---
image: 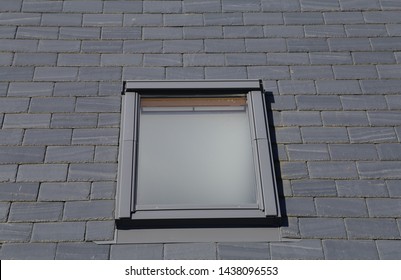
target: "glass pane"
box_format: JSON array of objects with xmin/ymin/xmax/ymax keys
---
[{"xmin": 136, "ymin": 103, "xmax": 257, "ymax": 209}]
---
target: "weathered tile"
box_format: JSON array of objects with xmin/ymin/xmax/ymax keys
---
[
  {"xmin": 39, "ymin": 182, "xmax": 91, "ymax": 201},
  {"xmin": 300, "ymin": 218, "xmax": 346, "ymax": 238},
  {"xmin": 287, "ymin": 144, "xmax": 330, "ymax": 160},
  {"xmin": 63, "ymin": 200, "xmax": 114, "ymax": 221},
  {"xmin": 337, "ymin": 180, "xmax": 389, "ymax": 197},
  {"xmin": 68, "ymin": 163, "xmax": 117, "ymax": 181},
  {"xmin": 17, "ymin": 164, "xmax": 68, "ymax": 182},
  {"xmin": 345, "ymin": 218, "xmax": 400, "ymax": 239},
  {"xmin": 348, "ymin": 127, "xmax": 397, "ymax": 143},
  {"xmin": 0, "ymin": 243, "xmax": 56, "ymax": 260},
  {"xmin": 86, "ymin": 221, "xmax": 115, "ymax": 241},
  {"xmin": 271, "ymin": 240, "xmax": 323, "ymax": 260},
  {"xmin": 323, "ymin": 240, "xmax": 378, "ymax": 259},
  {"xmin": 376, "ymin": 240, "xmax": 401, "ymax": 259},
  {"xmin": 285, "ymin": 197, "xmax": 316, "ymax": 216},
  {"xmin": 9, "ymin": 202, "xmax": 63, "ymax": 222},
  {"xmin": 110, "ymin": 244, "xmax": 163, "ymax": 260},
  {"xmin": 0, "ymin": 223, "xmax": 32, "ymax": 242},
  {"xmin": 0, "ymin": 147, "xmax": 45, "ymax": 164},
  {"xmin": 292, "ymin": 180, "xmax": 337, "ymax": 197},
  {"xmin": 56, "ymin": 243, "xmax": 110, "ymax": 260},
  {"xmin": 91, "ymin": 182, "xmax": 116, "ymax": 200},
  {"xmin": 367, "ymin": 198, "xmax": 401, "ymax": 217},
  {"xmin": 3, "ymin": 114, "xmax": 51, "ymax": 129},
  {"xmin": 72, "ymin": 128, "xmax": 119, "ymax": 145},
  {"xmin": 315, "ymin": 198, "xmax": 368, "ymax": 217},
  {"xmin": 358, "ymin": 162, "xmax": 401, "ymax": 179},
  {"xmin": 23, "ymin": 129, "xmax": 72, "ymax": 145},
  {"xmin": 32, "ymin": 222, "xmax": 85, "ymax": 242},
  {"xmin": 329, "ymin": 144, "xmax": 378, "ymax": 160}
]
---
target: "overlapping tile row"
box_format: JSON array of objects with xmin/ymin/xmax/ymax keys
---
[{"xmin": 0, "ymin": 0, "xmax": 400, "ymax": 259}]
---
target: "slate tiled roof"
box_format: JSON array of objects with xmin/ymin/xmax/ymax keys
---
[{"xmin": 0, "ymin": 0, "xmax": 400, "ymax": 260}]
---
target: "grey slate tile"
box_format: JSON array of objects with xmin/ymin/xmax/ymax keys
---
[
  {"xmin": 168, "ymin": 67, "xmax": 205, "ymax": 79},
  {"xmin": 59, "ymin": 27, "xmax": 101, "ymax": 39},
  {"xmin": 0, "ymin": 82, "xmax": 8, "ymax": 96},
  {"xmin": 281, "ymin": 217, "xmax": 301, "ymax": 239},
  {"xmin": 78, "ymin": 67, "xmax": 122, "ymax": 82},
  {"xmin": 184, "ymin": 54, "xmax": 225, "ymax": 66},
  {"xmin": 51, "ymin": 114, "xmax": 98, "ymax": 128},
  {"xmin": 101, "ymin": 54, "xmax": 142, "ymax": 66},
  {"xmin": 0, "ymin": 202, "xmax": 10, "ymax": 222},
  {"xmin": 377, "ymin": 65, "xmax": 401, "ymax": 79},
  {"xmin": 98, "ymin": 113, "xmax": 121, "ymax": 127},
  {"xmin": 68, "ymin": 163, "xmax": 117, "ymax": 181},
  {"xmin": 345, "ymin": 24, "xmax": 387, "ymax": 37},
  {"xmin": 23, "ymin": 129, "xmax": 72, "ymax": 145},
  {"xmin": 32, "ymin": 222, "xmax": 85, "ymax": 242},
  {"xmin": 41, "ymin": 13, "xmax": 82, "ymax": 26},
  {"xmin": 328, "ymin": 38, "xmax": 372, "ymax": 51},
  {"xmin": 0, "ymin": 13, "xmax": 41, "ymax": 26},
  {"xmin": 124, "ymin": 40, "xmax": 163, "ymax": 53},
  {"xmin": 268, "ymin": 53, "xmax": 310, "ymax": 65},
  {"xmin": 367, "ymin": 198, "xmax": 401, "ymax": 217},
  {"xmin": 280, "ymin": 162, "xmax": 308, "ymax": 179},
  {"xmin": 102, "ymin": 27, "xmax": 141, "ymax": 40},
  {"xmin": 123, "ymin": 67, "xmax": 165, "ymax": 80},
  {"xmin": 72, "ymin": 128, "xmax": 119, "ymax": 145},
  {"xmin": 297, "ymin": 96, "xmax": 341, "ymax": 110},
  {"xmin": 341, "ymin": 95, "xmax": 387, "ymax": 110},
  {"xmin": 0, "ymin": 147, "xmax": 45, "ymax": 164},
  {"xmin": 300, "ymin": 0, "xmax": 340, "ymax": 11},
  {"xmin": 264, "ymin": 26, "xmax": 304, "ymax": 38},
  {"xmin": 305, "ymin": 25, "xmax": 345, "ymax": 37},
  {"xmin": 278, "ymin": 80, "xmax": 315, "ymax": 95},
  {"xmin": 86, "ymin": 221, "xmax": 115, "ymax": 241},
  {"xmin": 268, "ymin": 95, "xmax": 296, "ymax": 110},
  {"xmin": 184, "ymin": 26, "xmax": 223, "ymax": 39},
  {"xmin": 0, "ymin": 165, "xmax": 17, "ymax": 182},
  {"xmin": 0, "ymin": 97, "xmax": 29, "ymax": 113},
  {"xmin": 287, "ymin": 38, "xmax": 329, "ymax": 52},
  {"xmin": 322, "ymin": 111, "xmax": 369, "ymax": 126},
  {"xmin": 143, "ymin": 1, "xmax": 181, "ymax": 13},
  {"xmin": 284, "ymin": 12, "xmax": 324, "ymax": 24},
  {"xmin": 360, "ymin": 80, "xmax": 401, "ymax": 94},
  {"xmin": 248, "ymin": 66, "xmax": 290, "ymax": 79},
  {"xmin": 352, "ymin": 51, "xmax": 395, "ymax": 64},
  {"xmin": 99, "ymin": 82, "xmax": 122, "ymax": 96},
  {"xmin": 226, "ymin": 53, "xmax": 267, "ymax": 66},
  {"xmin": 309, "ymin": 162, "xmax": 358, "ymax": 179},
  {"xmin": 358, "ymin": 161, "xmax": 401, "ymax": 179},
  {"xmin": 290, "ymin": 66, "xmax": 334, "ymax": 80},
  {"xmin": 333, "ymin": 65, "xmax": 378, "ymax": 79},
  {"xmin": 376, "ymin": 240, "xmax": 401, "ymax": 259},
  {"xmin": 30, "ymin": 97, "xmax": 75, "ymax": 113},
  {"xmin": 53, "ymin": 82, "xmax": 98, "ymax": 97},
  {"xmin": 94, "ymin": 146, "xmax": 118, "ymax": 162},
  {"xmin": 0, "ymin": 0, "xmax": 22, "ymax": 12},
  {"xmin": 270, "ymin": 240, "xmax": 324, "ymax": 260},
  {"xmin": 285, "ymin": 197, "xmax": 316, "ymax": 216},
  {"xmin": 370, "ymin": 37, "xmax": 401, "ymax": 51},
  {"xmin": 63, "ymin": 200, "xmax": 114, "ymax": 221},
  {"xmin": 222, "ymin": 0, "xmax": 261, "ymax": 12},
  {"xmin": 124, "ymin": 14, "xmax": 163, "ymax": 26},
  {"xmin": 243, "ymin": 12, "xmax": 283, "ymax": 25},
  {"xmin": 274, "ymin": 127, "xmax": 302, "ymax": 144},
  {"xmin": 309, "ymin": 52, "xmax": 352, "ymax": 65},
  {"xmin": 76, "ymin": 97, "xmax": 120, "ymax": 113},
  {"xmin": 323, "ymin": 240, "xmax": 379, "ymax": 259},
  {"xmin": 9, "ymin": 202, "xmax": 63, "ymax": 222},
  {"xmin": 387, "ymin": 180, "xmax": 401, "ymax": 198},
  {"xmin": 143, "ymin": 27, "xmax": 183, "ymax": 39},
  {"xmin": 292, "ymin": 180, "xmax": 337, "ymax": 197},
  {"xmin": 301, "ymin": 127, "xmax": 349, "ymax": 144},
  {"xmin": 386, "ymin": 24, "xmax": 401, "ymax": 36},
  {"xmin": 329, "ymin": 144, "xmax": 378, "ymax": 160},
  {"xmin": 110, "ymin": 244, "xmax": 163, "ymax": 260},
  {"xmin": 299, "ymin": 218, "xmax": 346, "ymax": 239},
  {"xmin": 281, "ymin": 111, "xmax": 322, "ymax": 126},
  {"xmin": 63, "ymin": 1, "xmax": 104, "ymax": 13},
  {"xmin": 39, "ymin": 182, "xmax": 91, "ymax": 201},
  {"xmin": 3, "ymin": 114, "xmax": 50, "ymax": 129},
  {"xmin": 262, "ymin": 0, "xmax": 301, "ymax": 11},
  {"xmin": 17, "ymin": 164, "xmax": 68, "ymax": 182},
  {"xmin": 203, "ymin": 13, "xmax": 243, "ymax": 26},
  {"xmin": 205, "ymin": 39, "xmax": 245, "ymax": 53},
  {"xmin": 287, "ymin": 144, "xmax": 330, "ymax": 161},
  {"xmin": 0, "ymin": 67, "xmax": 34, "ymax": 82},
  {"xmin": 164, "ymin": 243, "xmax": 216, "ymax": 260},
  {"xmin": 0, "ymin": 183, "xmax": 39, "ymax": 201},
  {"xmin": 58, "ymin": 54, "xmax": 100, "ymax": 67},
  {"xmin": 364, "ymin": 11, "xmax": 401, "ymax": 23},
  {"xmin": 16, "ymin": 27, "xmax": 59, "ymax": 39},
  {"xmin": 348, "ymin": 127, "xmax": 397, "ymax": 143},
  {"xmin": 83, "ymin": 14, "xmax": 123, "ymax": 27},
  {"xmin": 340, "ymin": 0, "xmax": 381, "ymax": 10},
  {"xmin": 81, "ymin": 41, "xmax": 123, "ymax": 53},
  {"xmin": 377, "ymin": 144, "xmax": 401, "ymax": 160},
  {"xmin": 224, "ymin": 26, "xmax": 264, "ymax": 38},
  {"xmin": 91, "ymin": 182, "xmax": 116, "ymax": 200},
  {"xmin": 164, "ymin": 14, "xmax": 203, "ymax": 26},
  {"xmin": 316, "ymin": 80, "xmax": 361, "ymax": 95},
  {"xmin": 0, "ymin": 26, "xmax": 16, "ymax": 39},
  {"xmin": 337, "ymin": 180, "xmax": 389, "ymax": 198},
  {"xmin": 324, "ymin": 11, "xmax": 365, "ymax": 24},
  {"xmin": 0, "ymin": 223, "xmax": 32, "ymax": 242},
  {"xmin": 13, "ymin": 53, "xmax": 57, "ymax": 67},
  {"xmin": 315, "ymin": 198, "xmax": 368, "ymax": 217},
  {"xmin": 386, "ymin": 95, "xmax": 401, "ymax": 110},
  {"xmin": 34, "ymin": 67, "xmax": 78, "ymax": 82},
  {"xmin": 45, "ymin": 146, "xmax": 94, "ymax": 163},
  {"xmin": 247, "ymin": 38, "xmax": 287, "ymax": 52},
  {"xmin": 345, "ymin": 218, "xmax": 400, "ymax": 239},
  {"xmin": 218, "ymin": 243, "xmax": 270, "ymax": 260},
  {"xmin": 368, "ymin": 111, "xmax": 401, "ymax": 126},
  {"xmin": 56, "ymin": 243, "xmax": 110, "ymax": 260},
  {"xmin": 22, "ymin": 1, "xmax": 63, "ymax": 12},
  {"xmin": 0, "ymin": 129, "xmax": 23, "ymax": 145},
  {"xmin": 103, "ymin": 1, "xmax": 143, "ymax": 13},
  {"xmin": 0, "ymin": 243, "xmax": 56, "ymax": 260},
  {"xmin": 144, "ymin": 54, "xmax": 182, "ymax": 67}
]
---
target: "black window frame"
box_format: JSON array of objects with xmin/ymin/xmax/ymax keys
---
[{"xmin": 116, "ymin": 80, "xmax": 280, "ymax": 229}]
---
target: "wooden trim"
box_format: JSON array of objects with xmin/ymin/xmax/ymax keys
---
[{"xmin": 141, "ymin": 97, "xmax": 247, "ymax": 107}]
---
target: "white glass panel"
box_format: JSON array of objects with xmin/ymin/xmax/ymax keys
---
[{"xmin": 136, "ymin": 105, "xmax": 257, "ymax": 208}]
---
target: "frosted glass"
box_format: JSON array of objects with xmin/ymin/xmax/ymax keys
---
[{"xmin": 136, "ymin": 106, "xmax": 257, "ymax": 209}]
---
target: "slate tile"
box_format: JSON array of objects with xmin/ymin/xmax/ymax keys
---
[
  {"xmin": 341, "ymin": 95, "xmax": 387, "ymax": 110},
  {"xmin": 323, "ymin": 240, "xmax": 378, "ymax": 259},
  {"xmin": 0, "ymin": 183, "xmax": 39, "ymax": 201},
  {"xmin": 124, "ymin": 14, "xmax": 162, "ymax": 26},
  {"xmin": 243, "ymin": 12, "xmax": 283, "ymax": 25},
  {"xmin": 328, "ymin": 38, "xmax": 371, "ymax": 51},
  {"xmin": 285, "ymin": 197, "xmax": 316, "ymax": 216},
  {"xmin": 164, "ymin": 14, "xmax": 203, "ymax": 26},
  {"xmin": 292, "ymin": 179, "xmax": 337, "ymax": 197},
  {"xmin": 0, "ymin": 67, "xmax": 34, "ymax": 82},
  {"xmin": 281, "ymin": 111, "xmax": 322, "ymax": 126},
  {"xmin": 316, "ymin": 198, "xmax": 368, "ymax": 217},
  {"xmin": 16, "ymin": 27, "xmax": 58, "ymax": 39},
  {"xmin": 53, "ymin": 82, "xmax": 98, "ymax": 97},
  {"xmin": 360, "ymin": 80, "xmax": 401, "ymax": 94},
  {"xmin": 103, "ymin": 1, "xmax": 143, "ymax": 13},
  {"xmin": 91, "ymin": 182, "xmax": 116, "ymax": 200},
  {"xmin": 63, "ymin": 1, "xmax": 104, "ymax": 13},
  {"xmin": 278, "ymin": 80, "xmax": 315, "ymax": 95},
  {"xmin": 205, "ymin": 39, "xmax": 244, "ymax": 53},
  {"xmin": 68, "ymin": 163, "xmax": 117, "ymax": 181},
  {"xmin": 248, "ymin": 66, "xmax": 290, "ymax": 79},
  {"xmin": 83, "ymin": 14, "xmax": 123, "ymax": 27},
  {"xmin": 23, "ymin": 129, "xmax": 72, "ymax": 145},
  {"xmin": 203, "ymin": 13, "xmax": 243, "ymax": 26},
  {"xmin": 274, "ymin": 127, "xmax": 302, "ymax": 144},
  {"xmin": 348, "ymin": 127, "xmax": 397, "ymax": 143},
  {"xmin": 9, "ymin": 202, "xmax": 63, "ymax": 222},
  {"xmin": 333, "ymin": 65, "xmax": 378, "ymax": 79},
  {"xmin": 34, "ymin": 67, "xmax": 78, "ymax": 82},
  {"xmin": 387, "ymin": 180, "xmax": 401, "ymax": 198},
  {"xmin": 51, "ymin": 114, "xmax": 98, "ymax": 128},
  {"xmin": 322, "ymin": 111, "xmax": 369, "ymax": 126},
  {"xmin": 305, "ymin": 25, "xmax": 345, "ymax": 37},
  {"xmin": 56, "ymin": 243, "xmax": 110, "ymax": 260},
  {"xmin": 345, "ymin": 24, "xmax": 387, "ymax": 37},
  {"xmin": 63, "ymin": 200, "xmax": 114, "ymax": 221},
  {"xmin": 76, "ymin": 97, "xmax": 120, "ymax": 113},
  {"xmin": 81, "ymin": 41, "xmax": 123, "ymax": 53},
  {"xmin": 297, "ymin": 96, "xmax": 341, "ymax": 110},
  {"xmin": 0, "ymin": 26, "xmax": 16, "ymax": 39},
  {"xmin": 39, "ymin": 182, "xmax": 91, "ymax": 201},
  {"xmin": 144, "ymin": 54, "xmax": 182, "ymax": 67},
  {"xmin": 358, "ymin": 161, "xmax": 401, "ymax": 179},
  {"xmin": 352, "ymin": 51, "xmax": 395, "ymax": 64},
  {"xmin": 100, "ymin": 54, "xmax": 142, "ymax": 67},
  {"xmin": 72, "ymin": 128, "xmax": 119, "ymax": 145},
  {"xmin": 0, "ymin": 165, "xmax": 17, "ymax": 182},
  {"xmin": 0, "ymin": 0, "xmax": 22, "ymax": 12},
  {"xmin": 183, "ymin": 0, "xmax": 221, "ymax": 12},
  {"xmin": 124, "ymin": 40, "xmax": 163, "ymax": 53},
  {"xmin": 300, "ymin": 218, "xmax": 346, "ymax": 238},
  {"xmin": 346, "ymin": 218, "xmax": 400, "ymax": 239},
  {"xmin": 386, "ymin": 95, "xmax": 401, "ymax": 110},
  {"xmin": 0, "ymin": 243, "xmax": 56, "ymax": 260},
  {"xmin": 0, "ymin": 223, "xmax": 32, "ymax": 242},
  {"xmin": 309, "ymin": 52, "xmax": 352, "ymax": 65},
  {"xmin": 110, "ymin": 244, "xmax": 163, "ymax": 260},
  {"xmin": 184, "ymin": 54, "xmax": 225, "ymax": 66},
  {"xmin": 267, "ymin": 53, "xmax": 309, "ymax": 66},
  {"xmin": 0, "ymin": 202, "xmax": 10, "ymax": 222},
  {"xmin": 281, "ymin": 217, "xmax": 301, "ymax": 239},
  {"xmin": 370, "ymin": 37, "xmax": 401, "ymax": 51},
  {"xmin": 377, "ymin": 240, "xmax": 401, "ymax": 259},
  {"xmin": 0, "ymin": 147, "xmax": 45, "ymax": 164},
  {"xmin": 367, "ymin": 198, "xmax": 401, "ymax": 217},
  {"xmin": 3, "ymin": 114, "xmax": 50, "ymax": 129},
  {"xmin": 280, "ymin": 161, "xmax": 308, "ymax": 179},
  {"xmin": 22, "ymin": 1, "xmax": 63, "ymax": 12},
  {"xmin": 168, "ymin": 67, "xmax": 205, "ymax": 79},
  {"xmin": 223, "ymin": 26, "xmax": 264, "ymax": 38},
  {"xmin": 287, "ymin": 144, "xmax": 330, "ymax": 161},
  {"xmin": 377, "ymin": 144, "xmax": 401, "ymax": 160},
  {"xmin": 262, "ymin": 0, "xmax": 300, "ymax": 11},
  {"xmin": 98, "ymin": 113, "xmax": 121, "ymax": 127},
  {"xmin": 368, "ymin": 111, "xmax": 401, "ymax": 126},
  {"xmin": 164, "ymin": 243, "xmax": 216, "ymax": 260},
  {"xmin": 30, "ymin": 97, "xmax": 75, "ymax": 113},
  {"xmin": 45, "ymin": 146, "xmax": 94, "ymax": 163},
  {"xmin": 329, "ymin": 144, "xmax": 378, "ymax": 160},
  {"xmin": 337, "ymin": 180, "xmax": 389, "ymax": 198},
  {"xmin": 386, "ymin": 24, "xmax": 401, "ymax": 36},
  {"xmin": 218, "ymin": 243, "xmax": 270, "ymax": 260},
  {"xmin": 123, "ymin": 67, "xmax": 165, "ymax": 80},
  {"xmin": 0, "ymin": 129, "xmax": 23, "ymax": 145},
  {"xmin": 58, "ymin": 54, "xmax": 100, "ymax": 67},
  {"xmin": 301, "ymin": 127, "xmax": 349, "ymax": 143},
  {"xmin": 0, "ymin": 13, "xmax": 41, "ymax": 25},
  {"xmin": 287, "ymin": 38, "xmax": 329, "ymax": 52},
  {"xmin": 78, "ymin": 67, "xmax": 122, "ymax": 81},
  {"xmin": 377, "ymin": 65, "xmax": 401, "ymax": 79},
  {"xmin": 32, "ymin": 222, "xmax": 85, "ymax": 242},
  {"xmin": 316, "ymin": 80, "xmax": 361, "ymax": 95},
  {"xmin": 300, "ymin": 0, "xmax": 340, "ymax": 11},
  {"xmin": 268, "ymin": 95, "xmax": 296, "ymax": 110},
  {"xmin": 94, "ymin": 146, "xmax": 118, "ymax": 162},
  {"xmin": 183, "ymin": 27, "xmax": 222, "ymax": 39},
  {"xmin": 226, "ymin": 53, "xmax": 267, "ymax": 66},
  {"xmin": 99, "ymin": 83, "xmax": 122, "ymax": 96},
  {"xmin": 143, "ymin": 27, "xmax": 182, "ymax": 39},
  {"xmin": 270, "ymin": 240, "xmax": 323, "ymax": 260},
  {"xmin": 86, "ymin": 221, "xmax": 115, "ymax": 241},
  {"xmin": 17, "ymin": 164, "xmax": 68, "ymax": 182},
  {"xmin": 59, "ymin": 27, "xmax": 101, "ymax": 39},
  {"xmin": 290, "ymin": 66, "xmax": 334, "ymax": 79},
  {"xmin": 364, "ymin": 11, "xmax": 401, "ymax": 23},
  {"xmin": 309, "ymin": 162, "xmax": 358, "ymax": 179},
  {"xmin": 102, "ymin": 27, "xmax": 141, "ymax": 40},
  {"xmin": 0, "ymin": 97, "xmax": 29, "ymax": 113},
  {"xmin": 143, "ymin": 1, "xmax": 181, "ymax": 13},
  {"xmin": 264, "ymin": 26, "xmax": 304, "ymax": 38},
  {"xmin": 41, "ymin": 13, "xmax": 82, "ymax": 26},
  {"xmin": 284, "ymin": 12, "xmax": 324, "ymax": 24},
  {"xmin": 13, "ymin": 53, "xmax": 57, "ymax": 67}
]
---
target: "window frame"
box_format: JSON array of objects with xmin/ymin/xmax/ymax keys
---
[{"xmin": 116, "ymin": 80, "xmax": 280, "ymax": 226}]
